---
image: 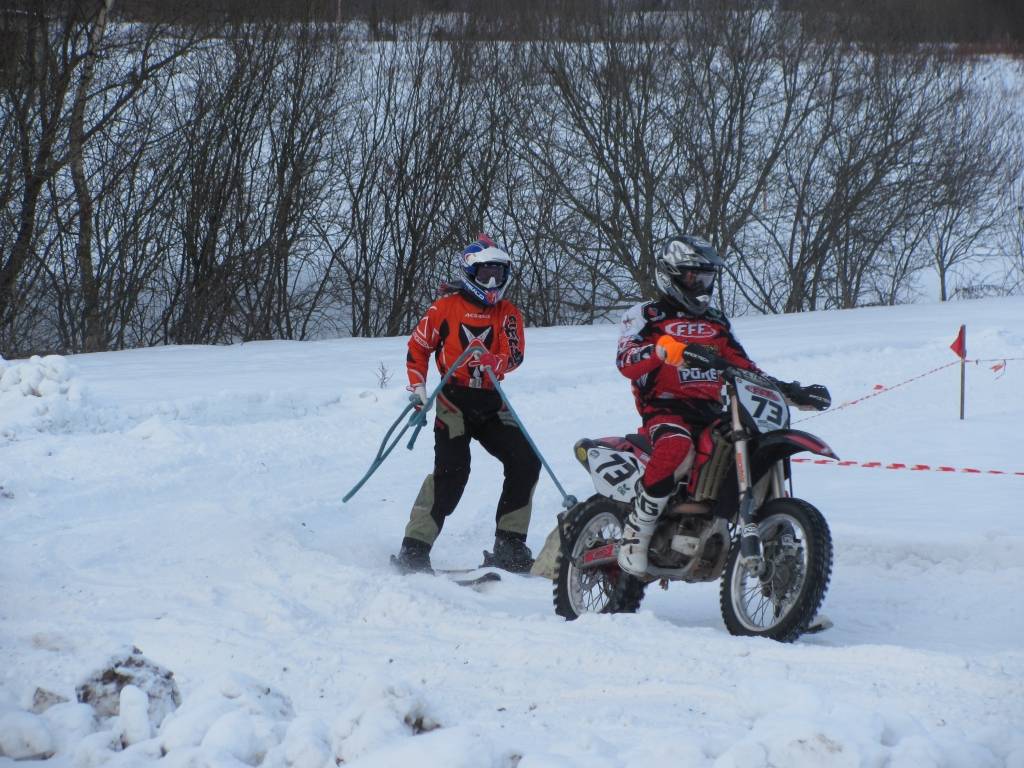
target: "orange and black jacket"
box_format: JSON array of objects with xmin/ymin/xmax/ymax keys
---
[{"xmin": 407, "ymin": 290, "xmax": 525, "ymax": 391}]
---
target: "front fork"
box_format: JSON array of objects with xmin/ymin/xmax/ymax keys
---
[{"xmin": 729, "ymin": 385, "xmax": 765, "ymax": 576}]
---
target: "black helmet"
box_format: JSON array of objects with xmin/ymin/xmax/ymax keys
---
[{"xmin": 654, "ymin": 235, "xmax": 724, "ymax": 315}]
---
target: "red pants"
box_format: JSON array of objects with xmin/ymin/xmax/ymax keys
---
[{"xmin": 640, "ymin": 413, "xmax": 695, "ymax": 497}]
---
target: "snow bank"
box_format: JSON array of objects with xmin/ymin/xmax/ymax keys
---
[
  {"xmin": 4, "ymin": 624, "xmax": 1022, "ymax": 768},
  {"xmin": 163, "ymin": 678, "xmax": 450, "ymax": 768},
  {"xmin": 0, "ymin": 354, "xmax": 83, "ymax": 438},
  {"xmin": 0, "ymin": 667, "xmax": 464, "ymax": 768},
  {"xmin": 0, "ymin": 345, "xmax": 352, "ymax": 439}
]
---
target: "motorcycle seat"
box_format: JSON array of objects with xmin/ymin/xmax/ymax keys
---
[{"xmin": 625, "ymin": 433, "xmax": 652, "ymax": 454}]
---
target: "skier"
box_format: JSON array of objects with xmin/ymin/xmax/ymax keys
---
[
  {"xmin": 392, "ymin": 235, "xmax": 541, "ymax": 575},
  {"xmin": 615, "ymin": 235, "xmax": 829, "ymax": 576}
]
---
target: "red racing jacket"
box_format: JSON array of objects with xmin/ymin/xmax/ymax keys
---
[
  {"xmin": 617, "ymin": 300, "xmax": 760, "ymax": 417},
  {"xmin": 407, "ymin": 290, "xmax": 525, "ymax": 391}
]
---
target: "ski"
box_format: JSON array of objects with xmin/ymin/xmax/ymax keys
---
[
  {"xmin": 449, "ymin": 571, "xmax": 501, "ymax": 589},
  {"xmin": 438, "ymin": 564, "xmax": 538, "ymax": 579},
  {"xmin": 431, "ymin": 549, "xmax": 538, "ymax": 578},
  {"xmin": 480, "ymin": 549, "xmax": 536, "ymax": 575},
  {"xmin": 391, "ymin": 556, "xmax": 502, "ymax": 589},
  {"xmin": 435, "ymin": 566, "xmax": 504, "ymax": 588},
  {"xmin": 434, "ymin": 566, "xmax": 499, "ymax": 576}
]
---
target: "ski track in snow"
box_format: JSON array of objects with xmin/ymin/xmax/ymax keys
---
[{"xmin": 1, "ymin": 297, "xmax": 1023, "ymax": 767}]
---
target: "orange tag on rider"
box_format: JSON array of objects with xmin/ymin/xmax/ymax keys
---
[{"xmin": 657, "ymin": 336, "xmax": 687, "ymax": 366}]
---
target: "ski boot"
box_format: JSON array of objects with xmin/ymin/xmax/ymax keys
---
[
  {"xmin": 391, "ymin": 538, "xmax": 433, "ymax": 574},
  {"xmin": 483, "ymin": 532, "xmax": 534, "ymax": 574}
]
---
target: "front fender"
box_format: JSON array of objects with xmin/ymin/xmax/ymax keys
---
[{"xmin": 751, "ymin": 429, "xmax": 838, "ymax": 479}]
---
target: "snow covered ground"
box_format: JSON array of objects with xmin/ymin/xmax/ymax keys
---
[{"xmin": 2, "ymin": 297, "xmax": 1023, "ymax": 768}]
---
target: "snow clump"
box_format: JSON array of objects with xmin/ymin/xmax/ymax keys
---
[
  {"xmin": 0, "ymin": 710, "xmax": 56, "ymax": 760},
  {"xmin": 0, "ymin": 354, "xmax": 74, "ymax": 398},
  {"xmin": 159, "ymin": 672, "xmax": 295, "ymax": 765},
  {"xmin": 330, "ymin": 682, "xmax": 439, "ymax": 764},
  {"xmin": 0, "ymin": 353, "xmax": 83, "ymax": 436}
]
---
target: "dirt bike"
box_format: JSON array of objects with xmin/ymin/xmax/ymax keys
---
[{"xmin": 552, "ymin": 356, "xmax": 836, "ymax": 642}]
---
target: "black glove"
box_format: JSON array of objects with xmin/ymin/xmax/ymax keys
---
[
  {"xmin": 781, "ymin": 382, "xmax": 831, "ymax": 411},
  {"xmin": 800, "ymin": 384, "xmax": 831, "ymax": 411},
  {"xmin": 683, "ymin": 343, "xmax": 728, "ymax": 371}
]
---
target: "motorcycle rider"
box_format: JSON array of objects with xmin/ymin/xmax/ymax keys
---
[
  {"xmin": 393, "ymin": 234, "xmax": 541, "ymax": 575},
  {"xmin": 616, "ymin": 235, "xmax": 829, "ymax": 577}
]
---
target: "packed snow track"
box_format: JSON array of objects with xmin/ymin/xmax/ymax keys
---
[{"xmin": 2, "ymin": 298, "xmax": 1022, "ymax": 767}]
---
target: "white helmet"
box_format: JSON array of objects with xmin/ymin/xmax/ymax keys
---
[{"xmin": 458, "ymin": 234, "xmax": 511, "ymax": 306}]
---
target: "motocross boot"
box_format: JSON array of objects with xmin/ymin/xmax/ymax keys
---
[{"xmin": 617, "ymin": 488, "xmax": 669, "ymax": 577}]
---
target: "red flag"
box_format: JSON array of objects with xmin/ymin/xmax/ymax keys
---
[{"xmin": 950, "ymin": 325, "xmax": 966, "ymax": 360}]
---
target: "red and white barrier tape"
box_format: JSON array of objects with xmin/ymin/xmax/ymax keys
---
[
  {"xmin": 794, "ymin": 355, "xmax": 1023, "ymax": 424},
  {"xmin": 794, "ymin": 360, "xmax": 958, "ymax": 423},
  {"xmin": 972, "ymin": 356, "xmax": 1024, "ymax": 380},
  {"xmin": 791, "ymin": 457, "xmax": 1024, "ymax": 477}
]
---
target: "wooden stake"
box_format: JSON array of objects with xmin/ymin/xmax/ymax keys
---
[
  {"xmin": 959, "ymin": 325, "xmax": 966, "ymax": 421},
  {"xmin": 959, "ymin": 356, "xmax": 965, "ymax": 420}
]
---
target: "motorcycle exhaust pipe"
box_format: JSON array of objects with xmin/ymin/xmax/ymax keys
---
[{"xmin": 665, "ymin": 500, "xmax": 712, "ymax": 516}]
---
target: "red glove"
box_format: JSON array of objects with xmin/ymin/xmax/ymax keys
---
[{"xmin": 476, "ymin": 351, "xmax": 507, "ymax": 375}]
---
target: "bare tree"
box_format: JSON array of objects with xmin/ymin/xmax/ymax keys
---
[
  {"xmin": 525, "ymin": 9, "xmax": 676, "ymax": 315},
  {"xmin": 0, "ymin": 1, "xmax": 88, "ymax": 354},
  {"xmin": 664, "ymin": 4, "xmax": 845, "ymax": 315},
  {"xmin": 67, "ymin": 13, "xmax": 199, "ymax": 351},
  {"xmin": 232, "ymin": 22, "xmax": 351, "ymax": 340},
  {"xmin": 334, "ymin": 35, "xmax": 473, "ymax": 337},
  {"xmin": 0, "ymin": 1, "xmax": 198, "ymax": 354},
  {"xmin": 923, "ymin": 64, "xmax": 1021, "ymax": 301},
  {"xmin": 155, "ymin": 23, "xmax": 283, "ymax": 344},
  {"xmin": 66, "ymin": 0, "xmax": 115, "ymax": 352},
  {"xmin": 1001, "ymin": 175, "xmax": 1024, "ymax": 295},
  {"xmin": 4, "ymin": 4, "xmax": 1021, "ymax": 357},
  {"xmin": 739, "ymin": 50, "xmax": 977, "ymax": 312}
]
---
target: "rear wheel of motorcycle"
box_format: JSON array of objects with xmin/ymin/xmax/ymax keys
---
[
  {"xmin": 720, "ymin": 498, "xmax": 832, "ymax": 643},
  {"xmin": 553, "ymin": 494, "xmax": 646, "ymax": 620}
]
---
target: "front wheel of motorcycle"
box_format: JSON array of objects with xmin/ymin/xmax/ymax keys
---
[
  {"xmin": 720, "ymin": 498, "xmax": 833, "ymax": 643},
  {"xmin": 553, "ymin": 494, "xmax": 646, "ymax": 620}
]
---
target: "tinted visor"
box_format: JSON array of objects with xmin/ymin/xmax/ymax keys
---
[
  {"xmin": 471, "ymin": 262, "xmax": 508, "ymax": 288},
  {"xmin": 672, "ymin": 267, "xmax": 715, "ymax": 292}
]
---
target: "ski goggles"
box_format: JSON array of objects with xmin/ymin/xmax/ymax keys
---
[{"xmin": 470, "ymin": 262, "xmax": 508, "ymax": 288}]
